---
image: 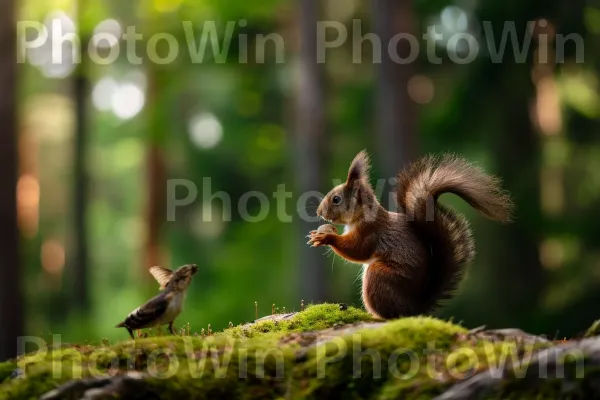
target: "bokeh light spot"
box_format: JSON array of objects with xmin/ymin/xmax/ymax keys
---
[{"xmin": 188, "ymin": 112, "xmax": 223, "ymax": 149}]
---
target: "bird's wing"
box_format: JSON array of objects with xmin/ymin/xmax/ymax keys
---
[
  {"xmin": 149, "ymin": 266, "xmax": 174, "ymax": 289},
  {"xmin": 122, "ymin": 291, "xmax": 173, "ymax": 330}
]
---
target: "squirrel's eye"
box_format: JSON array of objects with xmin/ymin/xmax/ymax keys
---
[{"xmin": 332, "ymin": 195, "xmax": 343, "ymax": 205}]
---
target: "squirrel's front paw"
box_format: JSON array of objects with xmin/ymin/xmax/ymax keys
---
[{"xmin": 307, "ymin": 231, "xmax": 329, "ymax": 247}]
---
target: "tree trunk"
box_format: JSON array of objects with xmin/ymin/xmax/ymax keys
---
[
  {"xmin": 491, "ymin": 68, "xmax": 544, "ymax": 328},
  {"xmin": 373, "ymin": 0, "xmax": 417, "ymax": 209},
  {"xmin": 464, "ymin": 8, "xmax": 546, "ymax": 330},
  {"xmin": 295, "ymin": 0, "xmax": 328, "ymax": 302},
  {"xmin": 145, "ymin": 144, "xmax": 166, "ymax": 271},
  {"xmin": 0, "ymin": 0, "xmax": 23, "ymax": 361},
  {"xmin": 71, "ymin": 35, "xmax": 90, "ymax": 311},
  {"xmin": 144, "ymin": 69, "xmax": 166, "ymax": 274}
]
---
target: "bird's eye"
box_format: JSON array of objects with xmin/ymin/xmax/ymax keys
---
[{"xmin": 332, "ymin": 195, "xmax": 343, "ymax": 205}]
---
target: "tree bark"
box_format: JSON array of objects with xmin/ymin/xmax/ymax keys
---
[
  {"xmin": 145, "ymin": 144, "xmax": 166, "ymax": 271},
  {"xmin": 0, "ymin": 0, "xmax": 23, "ymax": 361},
  {"xmin": 144, "ymin": 69, "xmax": 166, "ymax": 274},
  {"xmin": 295, "ymin": 0, "xmax": 328, "ymax": 302},
  {"xmin": 475, "ymin": 5, "xmax": 546, "ymax": 330},
  {"xmin": 490, "ymin": 64, "xmax": 545, "ymax": 328},
  {"xmin": 71, "ymin": 35, "xmax": 90, "ymax": 311},
  {"xmin": 373, "ymin": 0, "xmax": 417, "ymax": 208}
]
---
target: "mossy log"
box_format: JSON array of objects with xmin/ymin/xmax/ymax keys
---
[{"xmin": 0, "ymin": 304, "xmax": 598, "ymax": 400}]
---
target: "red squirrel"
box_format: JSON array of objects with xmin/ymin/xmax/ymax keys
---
[{"xmin": 307, "ymin": 151, "xmax": 513, "ymax": 319}]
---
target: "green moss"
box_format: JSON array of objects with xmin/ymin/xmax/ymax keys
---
[
  {"xmin": 290, "ymin": 317, "xmax": 466, "ymax": 399},
  {"xmin": 0, "ymin": 362, "xmax": 16, "ymax": 383},
  {"xmin": 0, "ymin": 304, "xmax": 594, "ymax": 399},
  {"xmin": 224, "ymin": 303, "xmax": 375, "ymax": 338}
]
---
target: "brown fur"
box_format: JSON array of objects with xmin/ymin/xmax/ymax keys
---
[{"xmin": 308, "ymin": 151, "xmax": 513, "ymax": 318}]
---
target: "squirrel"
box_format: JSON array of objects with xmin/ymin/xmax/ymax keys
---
[{"xmin": 307, "ymin": 151, "xmax": 513, "ymax": 319}]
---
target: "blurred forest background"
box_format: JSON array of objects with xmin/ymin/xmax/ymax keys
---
[{"xmin": 1, "ymin": 0, "xmax": 599, "ymax": 361}]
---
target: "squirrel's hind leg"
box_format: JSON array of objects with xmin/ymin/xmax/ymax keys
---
[{"xmin": 362, "ymin": 261, "xmax": 421, "ymax": 319}]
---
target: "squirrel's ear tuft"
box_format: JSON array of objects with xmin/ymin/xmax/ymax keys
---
[{"xmin": 347, "ymin": 150, "xmax": 371, "ymax": 183}]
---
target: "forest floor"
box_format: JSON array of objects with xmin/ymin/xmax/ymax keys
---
[{"xmin": 1, "ymin": 303, "xmax": 599, "ymax": 399}]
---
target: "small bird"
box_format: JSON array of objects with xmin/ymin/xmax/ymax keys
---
[{"xmin": 116, "ymin": 264, "xmax": 198, "ymax": 339}]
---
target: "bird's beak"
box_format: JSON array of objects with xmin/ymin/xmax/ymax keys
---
[{"xmin": 190, "ymin": 265, "xmax": 198, "ymax": 274}]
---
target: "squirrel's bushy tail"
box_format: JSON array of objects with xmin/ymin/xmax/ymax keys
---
[{"xmin": 397, "ymin": 155, "xmax": 513, "ymax": 310}]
